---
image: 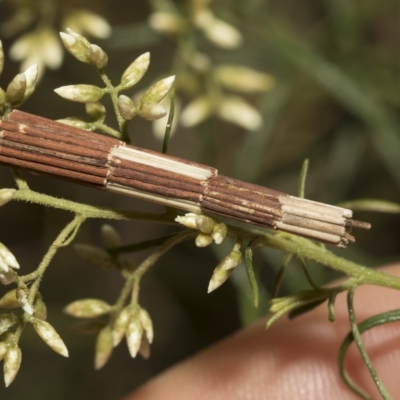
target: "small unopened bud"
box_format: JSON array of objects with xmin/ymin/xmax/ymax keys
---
[
  {"xmin": 85, "ymin": 102, "xmax": 106, "ymax": 122},
  {"xmin": 217, "ymin": 96, "xmax": 262, "ymax": 131},
  {"xmin": 74, "ymin": 243, "xmax": 115, "ymax": 269},
  {"xmin": 57, "ymin": 118, "xmax": 92, "ymax": 130},
  {"xmin": 16, "ymin": 288, "xmax": 33, "ymax": 315},
  {"xmin": 117, "ymin": 95, "xmax": 138, "ymax": 120},
  {"xmin": 139, "ymin": 335, "xmax": 151, "ymax": 359},
  {"xmin": 0, "ymin": 313, "xmax": 18, "ymax": 335},
  {"xmin": 207, "ymin": 264, "xmax": 234, "ymax": 293},
  {"xmin": 100, "ymin": 224, "xmax": 122, "ymax": 249},
  {"xmin": 54, "ymin": 84, "xmax": 104, "ymax": 103},
  {"xmin": 22, "ymin": 64, "xmax": 38, "ymax": 102},
  {"xmin": 196, "ymin": 10, "xmax": 242, "ymax": 49},
  {"xmin": 0, "ymin": 342, "xmax": 7, "ymax": 362},
  {"xmin": 212, "ymin": 223, "xmax": 227, "ymax": 244},
  {"xmin": 0, "ymin": 243, "xmax": 19, "ymax": 271},
  {"xmin": 126, "ymin": 317, "xmax": 143, "ymax": 358},
  {"xmin": 94, "ymin": 326, "xmax": 113, "ymax": 370},
  {"xmin": 213, "ymin": 65, "xmax": 275, "ymax": 93},
  {"xmin": 3, "ymin": 345, "xmax": 21, "ymax": 387},
  {"xmin": 32, "ymin": 318, "xmax": 69, "ymax": 357},
  {"xmin": 138, "ymin": 308, "xmax": 153, "ymax": 344},
  {"xmin": 64, "ymin": 299, "xmax": 111, "ymax": 318},
  {"xmin": 0, "ymin": 40, "xmax": 4, "ymax": 76},
  {"xmin": 71, "ymin": 320, "xmax": 105, "ymax": 335},
  {"xmin": 120, "ymin": 52, "xmax": 150, "ymax": 90},
  {"xmin": 175, "ymin": 213, "xmax": 200, "ymax": 230},
  {"xmin": 0, "ymin": 270, "xmax": 16, "ymax": 286},
  {"xmin": 195, "ymin": 233, "xmax": 213, "ymax": 248},
  {"xmin": 221, "ymin": 250, "xmax": 242, "ymax": 270},
  {"xmin": 112, "ymin": 306, "xmax": 131, "ymax": 347},
  {"xmin": 6, "ymin": 73, "xmax": 26, "ymax": 106},
  {"xmin": 148, "ymin": 12, "xmax": 186, "ymax": 34},
  {"xmin": 140, "ymin": 76, "xmax": 175, "ymax": 104},
  {"xmin": 60, "ymin": 31, "xmax": 91, "ymax": 64},
  {"xmin": 180, "ymin": 96, "xmax": 212, "ymax": 127},
  {"xmin": 0, "ymin": 88, "xmax": 6, "ymax": 108},
  {"xmin": 33, "ymin": 297, "xmax": 47, "ymax": 320},
  {"xmin": 139, "ymin": 101, "xmax": 167, "ymax": 121},
  {"xmin": 90, "ymin": 44, "xmax": 108, "ymax": 69},
  {"xmin": 63, "ymin": 10, "xmax": 111, "ymax": 39},
  {"xmin": 195, "ymin": 215, "xmax": 214, "ymax": 234},
  {"xmin": 0, "ymin": 189, "xmax": 16, "ymax": 207},
  {"xmin": 0, "ymin": 290, "xmax": 19, "ymax": 309}
]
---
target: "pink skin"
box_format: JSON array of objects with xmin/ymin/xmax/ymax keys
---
[{"xmin": 123, "ymin": 265, "xmax": 400, "ymax": 400}]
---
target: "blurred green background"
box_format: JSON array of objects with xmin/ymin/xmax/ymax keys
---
[{"xmin": 0, "ymin": 0, "xmax": 399, "ymax": 399}]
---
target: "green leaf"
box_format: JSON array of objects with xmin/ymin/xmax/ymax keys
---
[
  {"xmin": 244, "ymin": 237, "xmax": 260, "ymax": 308},
  {"xmin": 338, "ymin": 199, "xmax": 400, "ymax": 214}
]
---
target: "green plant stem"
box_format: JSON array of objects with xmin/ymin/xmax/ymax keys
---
[
  {"xmin": 239, "ymin": 227, "xmax": 400, "ymax": 291},
  {"xmin": 12, "ymin": 188, "xmax": 174, "ymax": 223},
  {"xmin": 347, "ymin": 287, "xmax": 393, "ymax": 400},
  {"xmin": 127, "ymin": 229, "xmax": 196, "ymax": 305},
  {"xmin": 25, "ymin": 214, "xmax": 85, "ymax": 302},
  {"xmin": 95, "ymin": 122, "xmax": 123, "ymax": 139}
]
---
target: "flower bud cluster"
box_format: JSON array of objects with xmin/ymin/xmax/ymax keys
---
[
  {"xmin": 73, "ymin": 243, "xmax": 116, "ymax": 269},
  {"xmin": 0, "ymin": 243, "xmax": 19, "ymax": 286},
  {"xmin": 208, "ymin": 242, "xmax": 242, "ymax": 293},
  {"xmin": 60, "ymin": 29, "xmax": 108, "ymax": 70},
  {"xmin": 175, "ymin": 213, "xmax": 228, "ymax": 247}
]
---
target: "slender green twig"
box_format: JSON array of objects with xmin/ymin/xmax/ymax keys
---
[
  {"xmin": 26, "ymin": 214, "xmax": 86, "ymax": 303},
  {"xmin": 298, "ymin": 158, "xmax": 309, "ymax": 198},
  {"xmin": 347, "ymin": 287, "xmax": 393, "ymax": 400}
]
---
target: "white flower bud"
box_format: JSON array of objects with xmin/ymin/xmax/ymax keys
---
[
  {"xmin": 190, "ymin": 52, "xmax": 211, "ymax": 73},
  {"xmin": 195, "ymin": 215, "xmax": 215, "ymax": 234},
  {"xmin": 90, "ymin": 44, "xmax": 108, "ymax": 69},
  {"xmin": 112, "ymin": 306, "xmax": 131, "ymax": 347},
  {"xmin": 0, "ymin": 290, "xmax": 19, "ymax": 309},
  {"xmin": 201, "ymin": 15, "xmax": 242, "ymax": 48},
  {"xmin": 63, "ymin": 10, "xmax": 111, "ymax": 39},
  {"xmin": 139, "ymin": 101, "xmax": 167, "ymax": 121},
  {"xmin": 221, "ymin": 250, "xmax": 242, "ymax": 270},
  {"xmin": 40, "ymin": 27, "xmax": 63, "ymax": 70},
  {"xmin": 4, "ymin": 345, "xmax": 22, "ymax": 387},
  {"xmin": 85, "ymin": 102, "xmax": 106, "ymax": 122},
  {"xmin": 95, "ymin": 326, "xmax": 113, "ymax": 370},
  {"xmin": 16, "ymin": 288, "xmax": 33, "ymax": 315},
  {"xmin": 175, "ymin": 213, "xmax": 200, "ymax": 229},
  {"xmin": 148, "ymin": 12, "xmax": 186, "ymax": 34},
  {"xmin": 140, "ymin": 76, "xmax": 175, "ymax": 104},
  {"xmin": 6, "ymin": 73, "xmax": 26, "ymax": 106},
  {"xmin": 32, "ymin": 318, "xmax": 69, "ymax": 357},
  {"xmin": 0, "ymin": 270, "xmax": 16, "ymax": 286},
  {"xmin": 207, "ymin": 264, "xmax": 234, "ymax": 293},
  {"xmin": 212, "ymin": 223, "xmax": 227, "ymax": 244},
  {"xmin": 139, "ymin": 336, "xmax": 151, "ymax": 359},
  {"xmin": 33, "ymin": 297, "xmax": 47, "ymax": 320},
  {"xmin": 0, "ymin": 88, "xmax": 6, "ymax": 107},
  {"xmin": 73, "ymin": 243, "xmax": 115, "ymax": 269},
  {"xmin": 64, "ymin": 299, "xmax": 111, "ymax": 318},
  {"xmin": 0, "ymin": 313, "xmax": 18, "ymax": 335},
  {"xmin": 57, "ymin": 118, "xmax": 92, "ymax": 130},
  {"xmin": 195, "ymin": 233, "xmax": 213, "ymax": 248},
  {"xmin": 213, "ymin": 65, "xmax": 275, "ymax": 93},
  {"xmin": 0, "ymin": 243, "xmax": 19, "ymax": 271},
  {"xmin": 217, "ymin": 96, "xmax": 262, "ymax": 131},
  {"xmin": 180, "ymin": 96, "xmax": 212, "ymax": 127},
  {"xmin": 0, "ymin": 342, "xmax": 7, "ymax": 362},
  {"xmin": 60, "ymin": 30, "xmax": 91, "ymax": 64},
  {"xmin": 21, "ymin": 64, "xmax": 38, "ymax": 102},
  {"xmin": 54, "ymin": 84, "xmax": 104, "ymax": 103},
  {"xmin": 138, "ymin": 308, "xmax": 153, "ymax": 344},
  {"xmin": 117, "ymin": 95, "xmax": 138, "ymax": 120},
  {"xmin": 0, "ymin": 189, "xmax": 16, "ymax": 208},
  {"xmin": 120, "ymin": 52, "xmax": 150, "ymax": 90},
  {"xmin": 125, "ymin": 317, "xmax": 143, "ymax": 358},
  {"xmin": 100, "ymin": 224, "xmax": 122, "ymax": 249}
]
